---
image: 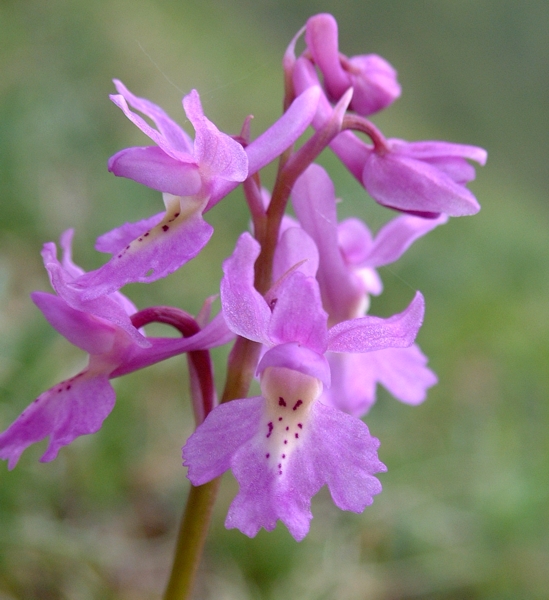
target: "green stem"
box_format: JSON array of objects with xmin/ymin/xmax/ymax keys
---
[{"xmin": 163, "ymin": 478, "xmax": 221, "ymax": 600}]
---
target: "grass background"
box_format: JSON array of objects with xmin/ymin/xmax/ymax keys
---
[{"xmin": 1, "ymin": 0, "xmax": 548, "ymax": 598}]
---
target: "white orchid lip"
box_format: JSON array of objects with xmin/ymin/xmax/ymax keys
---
[{"xmin": 259, "ymin": 366, "xmax": 323, "ymax": 476}]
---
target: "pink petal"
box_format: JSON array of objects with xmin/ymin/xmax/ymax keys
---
[
  {"xmin": 183, "ymin": 396, "xmax": 264, "ymax": 485},
  {"xmin": 41, "ymin": 241, "xmax": 148, "ymax": 348},
  {"xmin": 268, "ymin": 271, "xmax": 328, "ymax": 353},
  {"xmin": 272, "ymin": 226, "xmax": 319, "ymax": 282},
  {"xmin": 76, "ymin": 197, "xmax": 213, "ymax": 298},
  {"xmin": 32, "ymin": 291, "xmax": 116, "ymax": 355},
  {"xmin": 323, "ymin": 344, "xmax": 437, "ymax": 416},
  {"xmin": 220, "ymin": 233, "xmax": 271, "ymax": 344},
  {"xmin": 108, "ymin": 146, "xmax": 202, "ymax": 196},
  {"xmin": 347, "ymin": 54, "xmax": 401, "ymax": 115},
  {"xmin": 304, "ymin": 402, "xmax": 386, "ymax": 511},
  {"xmin": 112, "ymin": 79, "xmax": 194, "ymax": 153},
  {"xmin": 245, "ymin": 85, "xmax": 321, "ymax": 176},
  {"xmin": 327, "ymin": 291, "xmax": 424, "ymax": 353},
  {"xmin": 110, "ymin": 94, "xmax": 191, "ymax": 162},
  {"xmin": 370, "ymin": 344, "xmax": 437, "ymax": 405},
  {"xmin": 0, "ymin": 371, "xmax": 115, "ymax": 470},
  {"xmin": 365, "ymin": 213, "xmax": 448, "ymax": 268},
  {"xmin": 95, "ymin": 212, "xmax": 164, "ymax": 255},
  {"xmin": 362, "ymin": 152, "xmax": 481, "ymax": 216},
  {"xmin": 183, "ymin": 90, "xmax": 248, "ymax": 182},
  {"xmin": 257, "ymin": 343, "xmax": 331, "ymax": 387},
  {"xmin": 305, "ymin": 13, "xmax": 350, "ymax": 100}
]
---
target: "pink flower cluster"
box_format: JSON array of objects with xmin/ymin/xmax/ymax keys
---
[{"xmin": 0, "ymin": 13, "xmax": 485, "ymax": 540}]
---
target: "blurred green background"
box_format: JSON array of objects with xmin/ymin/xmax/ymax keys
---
[{"xmin": 1, "ymin": 0, "xmax": 548, "ymax": 598}]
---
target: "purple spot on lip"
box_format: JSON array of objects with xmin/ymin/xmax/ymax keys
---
[
  {"xmin": 278, "ymin": 397, "xmax": 286, "ymax": 407},
  {"xmin": 144, "ymin": 232, "xmax": 150, "ymax": 237},
  {"xmin": 292, "ymin": 399, "xmax": 303, "ymax": 411},
  {"xmin": 284, "ymin": 440, "xmax": 288, "ymax": 444},
  {"xmin": 266, "ymin": 422, "xmax": 274, "ymax": 438},
  {"xmin": 278, "ymin": 417, "xmax": 283, "ymax": 421},
  {"xmin": 285, "ymin": 426, "xmax": 289, "ymax": 431},
  {"xmin": 266, "ymin": 453, "xmax": 270, "ymax": 459},
  {"xmin": 295, "ymin": 433, "xmax": 299, "ymax": 439},
  {"xmin": 162, "ymin": 225, "xmax": 169, "ymax": 232},
  {"xmin": 298, "ymin": 423, "xmax": 303, "ymax": 429}
]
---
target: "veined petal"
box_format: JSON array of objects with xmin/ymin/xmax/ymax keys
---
[
  {"xmin": 369, "ymin": 344, "xmax": 437, "ymax": 405},
  {"xmin": 364, "ymin": 213, "xmax": 448, "ymax": 268},
  {"xmin": 0, "ymin": 371, "xmax": 115, "ymax": 470},
  {"xmin": 268, "ymin": 271, "xmax": 328, "ymax": 353},
  {"xmin": 183, "ymin": 90, "xmax": 248, "ymax": 182},
  {"xmin": 362, "ymin": 152, "xmax": 481, "ymax": 216},
  {"xmin": 327, "ymin": 291, "xmax": 424, "ymax": 353},
  {"xmin": 220, "ymin": 233, "xmax": 271, "ymax": 344},
  {"xmin": 390, "ymin": 139, "xmax": 487, "ymax": 165},
  {"xmin": 183, "ymin": 396, "xmax": 264, "ymax": 485},
  {"xmin": 272, "ymin": 226, "xmax": 319, "ymax": 282},
  {"xmin": 226, "ymin": 367, "xmax": 325, "ymax": 540},
  {"xmin": 112, "ymin": 79, "xmax": 194, "ymax": 153},
  {"xmin": 95, "ymin": 212, "xmax": 165, "ymax": 255},
  {"xmin": 322, "ymin": 345, "xmax": 437, "ymax": 417},
  {"xmin": 304, "ymin": 402, "xmax": 386, "ymax": 512},
  {"xmin": 337, "ymin": 218, "xmax": 374, "ymax": 265},
  {"xmin": 76, "ymin": 195, "xmax": 213, "ymax": 298},
  {"xmin": 41, "ymin": 241, "xmax": 148, "ymax": 348},
  {"xmin": 110, "ymin": 94, "xmax": 192, "ymax": 162},
  {"xmin": 226, "ymin": 440, "xmax": 314, "ymax": 540},
  {"xmin": 32, "ymin": 291, "xmax": 116, "ymax": 355},
  {"xmin": 108, "ymin": 146, "xmax": 202, "ymax": 196}
]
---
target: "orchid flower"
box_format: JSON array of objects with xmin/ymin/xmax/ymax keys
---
[
  {"xmin": 183, "ymin": 232, "xmax": 424, "ymax": 539},
  {"xmin": 74, "ymin": 82, "xmax": 320, "ymax": 300},
  {"xmin": 0, "ymin": 232, "xmax": 233, "ymax": 469},
  {"xmin": 305, "ymin": 13, "xmax": 401, "ymax": 116},
  {"xmin": 291, "ymin": 54, "xmax": 487, "ymax": 217}
]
